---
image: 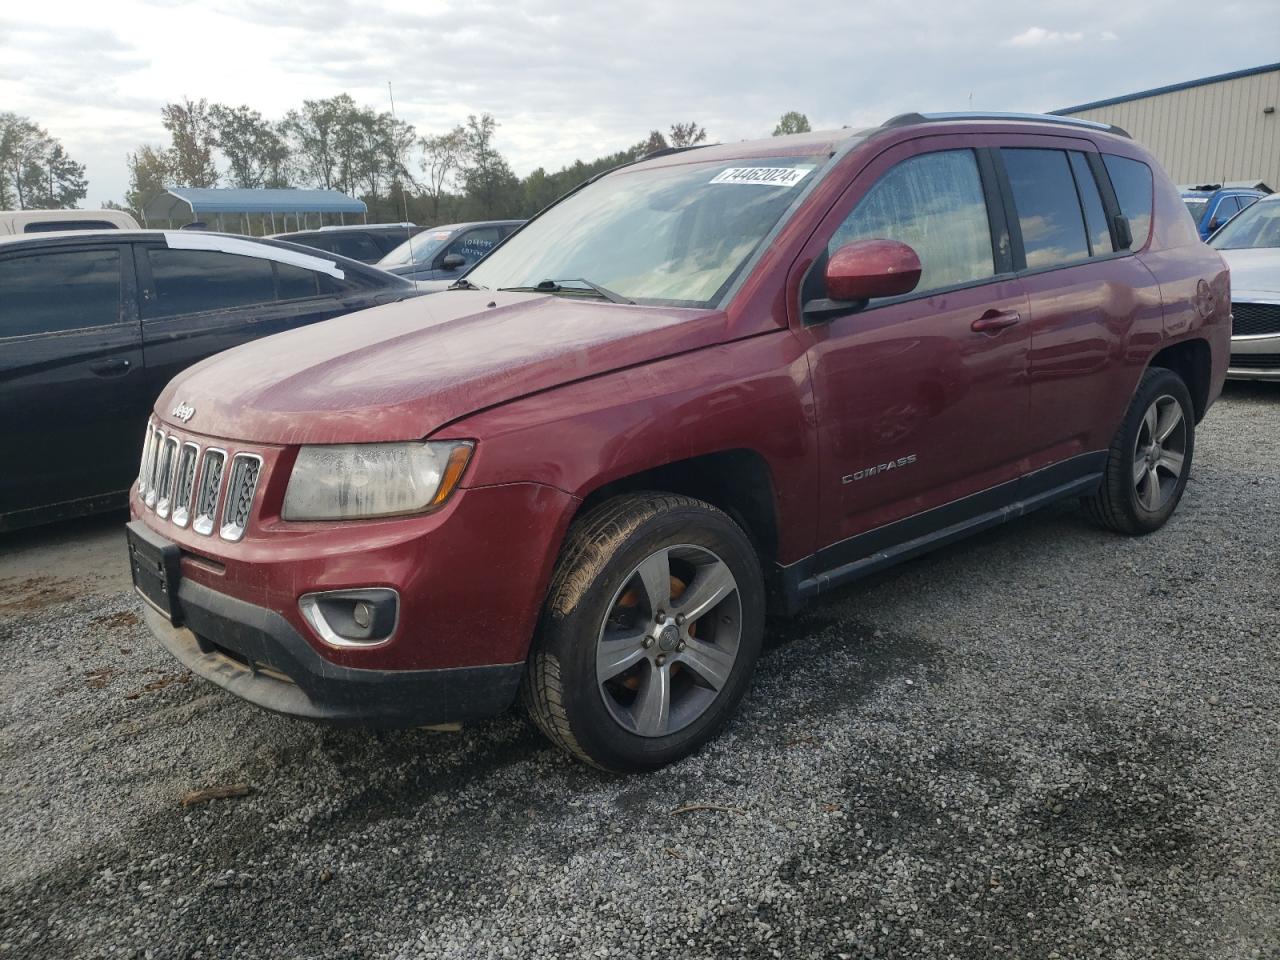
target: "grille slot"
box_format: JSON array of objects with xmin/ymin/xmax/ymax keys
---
[
  {"xmin": 143, "ymin": 428, "xmax": 165, "ymax": 507},
  {"xmin": 171, "ymin": 443, "xmax": 201, "ymax": 528},
  {"xmin": 192, "ymin": 449, "xmax": 226, "ymax": 536},
  {"xmin": 220, "ymin": 454, "xmax": 262, "ymax": 541},
  {"xmin": 1232, "ymin": 302, "xmax": 1280, "ymax": 338},
  {"xmin": 1230, "ymin": 353, "xmax": 1280, "ymax": 369},
  {"xmin": 138, "ymin": 422, "xmax": 155, "ymax": 493},
  {"xmin": 155, "ymin": 437, "xmax": 180, "ymax": 519}
]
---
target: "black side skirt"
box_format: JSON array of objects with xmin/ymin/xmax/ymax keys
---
[{"xmin": 777, "ymin": 451, "xmax": 1106, "ymax": 611}]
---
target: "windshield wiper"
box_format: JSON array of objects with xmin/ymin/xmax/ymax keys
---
[
  {"xmin": 499, "ymin": 278, "xmax": 635, "ymax": 305},
  {"xmin": 446, "ymin": 277, "xmax": 484, "ymax": 291}
]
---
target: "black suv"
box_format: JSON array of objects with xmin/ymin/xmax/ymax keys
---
[
  {"xmin": 0, "ymin": 230, "xmax": 415, "ymax": 531},
  {"xmin": 271, "ymin": 224, "xmax": 426, "ymax": 264}
]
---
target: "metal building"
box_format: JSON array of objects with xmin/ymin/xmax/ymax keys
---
[
  {"xmin": 1054, "ymin": 63, "xmax": 1279, "ymax": 190},
  {"xmin": 141, "ymin": 187, "xmax": 368, "ymax": 234}
]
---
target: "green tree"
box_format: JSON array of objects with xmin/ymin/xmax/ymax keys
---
[
  {"xmin": 210, "ymin": 104, "xmax": 290, "ymax": 188},
  {"xmin": 22, "ymin": 142, "xmax": 87, "ymax": 209},
  {"xmin": 0, "ymin": 114, "xmax": 87, "ymax": 209},
  {"xmin": 161, "ymin": 97, "xmax": 219, "ymax": 187},
  {"xmin": 459, "ymin": 113, "xmax": 519, "ymax": 218},
  {"xmin": 631, "ymin": 130, "xmax": 669, "ymax": 158},
  {"xmin": 772, "ymin": 111, "xmax": 811, "ymax": 136},
  {"xmin": 281, "ymin": 96, "xmax": 347, "ymax": 190},
  {"xmin": 125, "ymin": 145, "xmax": 174, "ymax": 222},
  {"xmin": 668, "ymin": 121, "xmax": 708, "ymax": 148}
]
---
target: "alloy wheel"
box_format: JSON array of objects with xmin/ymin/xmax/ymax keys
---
[
  {"xmin": 1132, "ymin": 394, "xmax": 1187, "ymax": 512},
  {"xmin": 595, "ymin": 544, "xmax": 742, "ymax": 738}
]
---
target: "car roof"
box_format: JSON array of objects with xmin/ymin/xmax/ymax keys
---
[
  {"xmin": 626, "ymin": 112, "xmax": 1134, "ymax": 175},
  {"xmin": 0, "ymin": 228, "xmax": 410, "ymax": 283},
  {"xmin": 271, "ymin": 223, "xmax": 421, "ymax": 237}
]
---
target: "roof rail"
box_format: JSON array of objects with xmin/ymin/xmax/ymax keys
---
[
  {"xmin": 639, "ymin": 143, "xmax": 716, "ymax": 162},
  {"xmin": 881, "ymin": 111, "xmax": 1130, "ymax": 139}
]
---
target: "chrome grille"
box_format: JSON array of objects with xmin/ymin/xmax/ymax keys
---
[
  {"xmin": 219, "ymin": 454, "xmax": 262, "ymax": 542},
  {"xmin": 155, "ymin": 437, "xmax": 180, "ymax": 519},
  {"xmin": 171, "ymin": 443, "xmax": 200, "ymax": 528},
  {"xmin": 193, "ymin": 449, "xmax": 226, "ymax": 536},
  {"xmin": 138, "ymin": 422, "xmax": 264, "ymax": 541}
]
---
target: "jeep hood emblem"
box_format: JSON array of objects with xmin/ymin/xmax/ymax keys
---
[{"xmin": 172, "ymin": 401, "xmax": 196, "ymax": 423}]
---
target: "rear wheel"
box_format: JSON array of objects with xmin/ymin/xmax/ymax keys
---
[
  {"xmin": 522, "ymin": 493, "xmax": 764, "ymax": 771},
  {"xmin": 1084, "ymin": 366, "xmax": 1194, "ymax": 535}
]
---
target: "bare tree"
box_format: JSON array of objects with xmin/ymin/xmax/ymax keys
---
[{"xmin": 420, "ymin": 126, "xmax": 466, "ymax": 222}]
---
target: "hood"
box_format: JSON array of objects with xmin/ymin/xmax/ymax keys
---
[
  {"xmin": 1219, "ymin": 247, "xmax": 1280, "ymax": 296},
  {"xmin": 156, "ymin": 290, "xmax": 726, "ymax": 445}
]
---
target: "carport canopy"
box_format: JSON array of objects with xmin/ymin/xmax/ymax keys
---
[{"xmin": 142, "ymin": 187, "xmax": 368, "ymax": 228}]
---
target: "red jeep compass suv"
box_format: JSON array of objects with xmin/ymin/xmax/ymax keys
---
[{"xmin": 129, "ymin": 113, "xmax": 1229, "ymax": 770}]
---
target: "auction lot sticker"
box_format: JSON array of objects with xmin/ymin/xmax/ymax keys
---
[{"xmin": 709, "ymin": 167, "xmax": 811, "ymax": 187}]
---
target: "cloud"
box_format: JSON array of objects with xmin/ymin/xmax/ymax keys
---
[
  {"xmin": 3, "ymin": 0, "xmax": 1278, "ymax": 205},
  {"xmin": 1007, "ymin": 27, "xmax": 1085, "ymax": 47}
]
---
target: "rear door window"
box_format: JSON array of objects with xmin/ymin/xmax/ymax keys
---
[
  {"xmin": 145, "ymin": 248, "xmax": 275, "ymax": 318},
  {"xmin": 1000, "ymin": 148, "xmax": 1090, "ymax": 270},
  {"xmin": 829, "ymin": 149, "xmax": 995, "ymax": 297},
  {"xmin": 1102, "ymin": 155, "xmax": 1154, "ymax": 248},
  {"xmin": 0, "ymin": 247, "xmax": 122, "ymax": 338}
]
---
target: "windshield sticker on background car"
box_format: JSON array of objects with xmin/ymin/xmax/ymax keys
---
[{"xmin": 709, "ymin": 167, "xmax": 812, "ymax": 187}]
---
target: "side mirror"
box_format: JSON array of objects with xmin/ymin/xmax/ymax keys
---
[
  {"xmin": 804, "ymin": 239, "xmax": 921, "ymax": 322},
  {"xmin": 441, "ymin": 253, "xmax": 466, "ymax": 271}
]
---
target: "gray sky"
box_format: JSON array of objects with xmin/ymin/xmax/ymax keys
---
[{"xmin": 2, "ymin": 0, "xmax": 1276, "ymax": 206}]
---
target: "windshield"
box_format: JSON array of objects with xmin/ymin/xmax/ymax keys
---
[
  {"xmin": 1209, "ymin": 198, "xmax": 1280, "ymax": 249},
  {"xmin": 466, "ymin": 156, "xmax": 825, "ymax": 306},
  {"xmin": 1183, "ymin": 198, "xmax": 1208, "ymax": 223},
  {"xmin": 379, "ymin": 229, "xmax": 452, "ymax": 267}
]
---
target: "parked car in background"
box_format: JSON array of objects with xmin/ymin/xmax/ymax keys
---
[
  {"xmin": 270, "ymin": 223, "xmax": 426, "ymax": 264},
  {"xmin": 1208, "ymin": 192, "xmax": 1280, "ymax": 380},
  {"xmin": 1180, "ymin": 183, "xmax": 1268, "ymax": 240},
  {"xmin": 377, "ymin": 220, "xmax": 523, "ymax": 281},
  {"xmin": 130, "ymin": 113, "xmax": 1228, "ymax": 771},
  {"xmin": 1, "ymin": 208, "xmax": 139, "ymax": 235},
  {"xmin": 0, "ymin": 231, "xmax": 416, "ymax": 531}
]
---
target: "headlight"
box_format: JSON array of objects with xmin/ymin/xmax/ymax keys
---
[{"xmin": 281, "ymin": 441, "xmax": 473, "ymax": 521}]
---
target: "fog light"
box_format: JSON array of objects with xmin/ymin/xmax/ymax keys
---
[
  {"xmin": 353, "ymin": 602, "xmax": 372, "ymax": 629},
  {"xmin": 299, "ymin": 589, "xmax": 398, "ymax": 648}
]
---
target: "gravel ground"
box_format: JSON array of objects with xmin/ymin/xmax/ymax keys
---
[{"xmin": 1, "ymin": 383, "xmax": 1277, "ymax": 960}]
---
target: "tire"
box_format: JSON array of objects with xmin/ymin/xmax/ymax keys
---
[
  {"xmin": 1083, "ymin": 366, "xmax": 1195, "ymax": 535},
  {"xmin": 521, "ymin": 492, "xmax": 765, "ymax": 771}
]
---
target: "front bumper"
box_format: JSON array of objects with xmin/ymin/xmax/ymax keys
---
[
  {"xmin": 139, "ymin": 570, "xmax": 524, "ymax": 727},
  {"xmin": 1228, "ymin": 333, "xmax": 1280, "ymax": 381}
]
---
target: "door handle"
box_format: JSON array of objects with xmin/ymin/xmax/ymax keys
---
[
  {"xmin": 89, "ymin": 358, "xmax": 132, "ymax": 377},
  {"xmin": 971, "ymin": 309, "xmax": 1021, "ymax": 334}
]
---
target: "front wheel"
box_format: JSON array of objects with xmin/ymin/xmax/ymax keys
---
[
  {"xmin": 522, "ymin": 493, "xmax": 764, "ymax": 771},
  {"xmin": 1084, "ymin": 366, "xmax": 1195, "ymax": 535}
]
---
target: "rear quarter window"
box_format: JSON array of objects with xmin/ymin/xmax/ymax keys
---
[{"xmin": 1102, "ymin": 155, "xmax": 1154, "ymax": 249}]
